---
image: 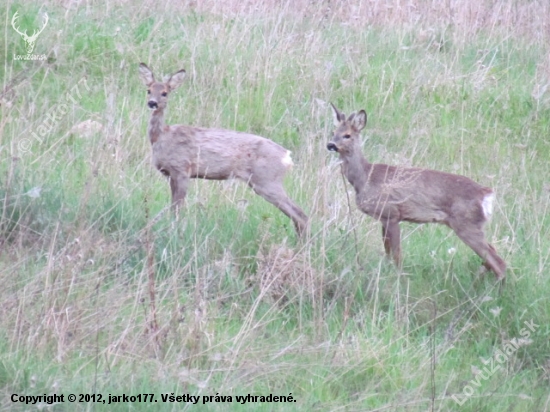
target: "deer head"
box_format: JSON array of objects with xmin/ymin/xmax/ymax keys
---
[
  {"xmin": 11, "ymin": 11, "xmax": 49, "ymax": 55},
  {"xmin": 327, "ymin": 103, "xmax": 367, "ymax": 155},
  {"xmin": 138, "ymin": 63, "xmax": 186, "ymax": 111}
]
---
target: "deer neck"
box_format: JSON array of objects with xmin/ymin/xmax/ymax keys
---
[
  {"xmin": 148, "ymin": 108, "xmax": 165, "ymax": 145},
  {"xmin": 341, "ymin": 150, "xmax": 370, "ymax": 193}
]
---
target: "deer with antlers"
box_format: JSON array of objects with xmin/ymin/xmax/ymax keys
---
[
  {"xmin": 138, "ymin": 63, "xmax": 308, "ymax": 236},
  {"xmin": 327, "ymin": 104, "xmax": 506, "ymax": 280},
  {"xmin": 11, "ymin": 11, "xmax": 48, "ymax": 55}
]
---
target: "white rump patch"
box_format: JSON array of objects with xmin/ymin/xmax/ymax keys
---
[
  {"xmin": 482, "ymin": 193, "xmax": 494, "ymax": 219},
  {"xmin": 281, "ymin": 150, "xmax": 294, "ymax": 168}
]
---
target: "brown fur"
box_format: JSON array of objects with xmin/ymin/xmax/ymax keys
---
[
  {"xmin": 138, "ymin": 63, "xmax": 308, "ymax": 236},
  {"xmin": 327, "ymin": 103, "xmax": 506, "ymax": 280}
]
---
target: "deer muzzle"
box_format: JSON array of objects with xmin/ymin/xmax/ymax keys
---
[
  {"xmin": 148, "ymin": 100, "xmax": 158, "ymax": 109},
  {"xmin": 327, "ymin": 142, "xmax": 338, "ymax": 152}
]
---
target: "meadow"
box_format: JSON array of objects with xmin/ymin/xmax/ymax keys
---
[{"xmin": 1, "ymin": 0, "xmax": 549, "ymax": 410}]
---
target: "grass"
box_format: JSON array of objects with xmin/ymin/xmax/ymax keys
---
[{"xmin": 1, "ymin": 0, "xmax": 550, "ymax": 410}]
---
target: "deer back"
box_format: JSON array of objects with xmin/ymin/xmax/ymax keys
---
[
  {"xmin": 152, "ymin": 125, "xmax": 291, "ymax": 181},
  {"xmin": 355, "ymin": 162, "xmax": 493, "ymax": 225}
]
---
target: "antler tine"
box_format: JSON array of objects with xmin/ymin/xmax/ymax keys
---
[
  {"xmin": 11, "ymin": 11, "xmax": 27, "ymax": 37},
  {"xmin": 39, "ymin": 13, "xmax": 48, "ymax": 33},
  {"xmin": 30, "ymin": 12, "xmax": 49, "ymax": 39}
]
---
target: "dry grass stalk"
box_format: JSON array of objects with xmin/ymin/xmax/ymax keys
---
[{"xmin": 254, "ymin": 242, "xmax": 318, "ymax": 303}]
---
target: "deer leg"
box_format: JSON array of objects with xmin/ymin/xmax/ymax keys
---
[
  {"xmin": 486, "ymin": 243, "xmax": 507, "ymax": 282},
  {"xmin": 169, "ymin": 174, "xmax": 189, "ymax": 215},
  {"xmin": 381, "ymin": 223, "xmax": 391, "ymax": 257},
  {"xmin": 249, "ymin": 182, "xmax": 308, "ymax": 236},
  {"xmin": 450, "ymin": 223, "xmax": 506, "ymax": 281},
  {"xmin": 382, "ymin": 219, "xmax": 401, "ymax": 268}
]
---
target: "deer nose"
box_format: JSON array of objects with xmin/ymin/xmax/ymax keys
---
[
  {"xmin": 327, "ymin": 142, "xmax": 338, "ymax": 152},
  {"xmin": 148, "ymin": 100, "xmax": 158, "ymax": 109}
]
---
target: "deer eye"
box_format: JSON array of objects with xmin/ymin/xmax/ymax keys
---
[
  {"xmin": 147, "ymin": 90, "xmax": 151, "ymax": 94},
  {"xmin": 161, "ymin": 92, "xmax": 167, "ymax": 97},
  {"xmin": 343, "ymin": 134, "xmax": 351, "ymax": 139}
]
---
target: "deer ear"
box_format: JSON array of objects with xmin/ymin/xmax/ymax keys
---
[
  {"xmin": 167, "ymin": 69, "xmax": 186, "ymax": 90},
  {"xmin": 350, "ymin": 110, "xmax": 367, "ymax": 131},
  {"xmin": 330, "ymin": 103, "xmax": 345, "ymax": 127},
  {"xmin": 138, "ymin": 63, "xmax": 155, "ymax": 87}
]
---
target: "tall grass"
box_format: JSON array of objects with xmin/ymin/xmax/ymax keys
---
[{"xmin": 1, "ymin": 0, "xmax": 549, "ymax": 410}]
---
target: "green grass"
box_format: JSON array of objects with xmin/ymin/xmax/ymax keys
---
[{"xmin": 1, "ymin": 1, "xmax": 550, "ymax": 410}]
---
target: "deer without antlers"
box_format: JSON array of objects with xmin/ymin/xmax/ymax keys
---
[
  {"xmin": 138, "ymin": 63, "xmax": 308, "ymax": 236},
  {"xmin": 327, "ymin": 104, "xmax": 506, "ymax": 281}
]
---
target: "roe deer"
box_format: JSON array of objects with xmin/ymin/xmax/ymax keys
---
[
  {"xmin": 327, "ymin": 104, "xmax": 506, "ymax": 280},
  {"xmin": 138, "ymin": 63, "xmax": 308, "ymax": 236}
]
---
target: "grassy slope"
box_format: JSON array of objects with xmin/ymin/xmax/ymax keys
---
[{"xmin": 1, "ymin": 1, "xmax": 549, "ymax": 411}]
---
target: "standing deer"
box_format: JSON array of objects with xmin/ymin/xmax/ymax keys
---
[
  {"xmin": 138, "ymin": 63, "xmax": 308, "ymax": 236},
  {"xmin": 327, "ymin": 104, "xmax": 506, "ymax": 280}
]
